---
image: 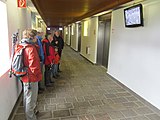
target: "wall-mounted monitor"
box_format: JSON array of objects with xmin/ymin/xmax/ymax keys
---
[{"xmin": 124, "ymin": 4, "xmax": 143, "ymax": 27}]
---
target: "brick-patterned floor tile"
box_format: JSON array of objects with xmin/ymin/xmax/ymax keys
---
[{"xmin": 11, "ymin": 46, "xmax": 160, "ymax": 120}]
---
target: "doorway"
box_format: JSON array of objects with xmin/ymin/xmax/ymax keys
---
[
  {"xmin": 78, "ymin": 23, "xmax": 81, "ymax": 52},
  {"xmin": 97, "ymin": 14, "xmax": 111, "ymax": 70},
  {"xmin": 69, "ymin": 25, "xmax": 72, "ymax": 46}
]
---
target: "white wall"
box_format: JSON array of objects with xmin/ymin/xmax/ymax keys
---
[
  {"xmin": 71, "ymin": 23, "xmax": 78, "ymax": 51},
  {"xmin": 66, "ymin": 26, "xmax": 71, "ymax": 45},
  {"xmin": 63, "ymin": 26, "xmax": 67, "ymax": 43},
  {"xmin": 0, "ymin": 0, "xmax": 32, "ymax": 119},
  {"xmin": 108, "ymin": 0, "xmax": 160, "ymax": 109},
  {"xmin": 81, "ymin": 17, "xmax": 98, "ymax": 63}
]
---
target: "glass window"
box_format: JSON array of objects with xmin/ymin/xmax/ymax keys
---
[{"xmin": 0, "ymin": 1, "xmax": 9, "ymax": 76}]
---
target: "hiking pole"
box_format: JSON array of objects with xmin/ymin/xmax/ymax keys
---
[{"xmin": 9, "ymin": 32, "xmax": 19, "ymax": 78}]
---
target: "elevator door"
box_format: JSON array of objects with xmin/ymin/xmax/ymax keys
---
[
  {"xmin": 97, "ymin": 20, "xmax": 111, "ymax": 69},
  {"xmin": 69, "ymin": 26, "xmax": 72, "ymax": 46},
  {"xmin": 78, "ymin": 23, "xmax": 81, "ymax": 52},
  {"xmin": 97, "ymin": 21, "xmax": 105, "ymax": 65}
]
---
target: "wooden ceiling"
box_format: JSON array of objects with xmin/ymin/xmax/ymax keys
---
[{"xmin": 31, "ymin": 0, "xmax": 133, "ymax": 27}]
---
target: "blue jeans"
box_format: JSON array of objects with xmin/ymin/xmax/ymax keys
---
[{"xmin": 52, "ymin": 64, "xmax": 58, "ymax": 76}]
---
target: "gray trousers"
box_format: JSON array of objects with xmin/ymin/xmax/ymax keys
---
[{"xmin": 23, "ymin": 82, "xmax": 38, "ymax": 120}]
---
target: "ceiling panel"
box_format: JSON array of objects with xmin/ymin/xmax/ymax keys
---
[{"xmin": 31, "ymin": 0, "xmax": 133, "ymax": 26}]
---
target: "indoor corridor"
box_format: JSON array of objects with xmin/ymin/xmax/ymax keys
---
[{"xmin": 12, "ymin": 45, "xmax": 160, "ymax": 120}]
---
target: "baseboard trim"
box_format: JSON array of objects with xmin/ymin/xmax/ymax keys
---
[
  {"xmin": 70, "ymin": 46, "xmax": 78, "ymax": 52},
  {"xmin": 79, "ymin": 53, "xmax": 97, "ymax": 65},
  {"xmin": 8, "ymin": 91, "xmax": 23, "ymax": 120},
  {"xmin": 106, "ymin": 73, "xmax": 160, "ymax": 114}
]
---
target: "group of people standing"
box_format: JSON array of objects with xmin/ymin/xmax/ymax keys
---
[
  {"xmin": 19, "ymin": 28, "xmax": 64, "ymax": 120},
  {"xmin": 37, "ymin": 28, "xmax": 64, "ymax": 89},
  {"xmin": 42, "ymin": 30, "xmax": 64, "ymax": 87}
]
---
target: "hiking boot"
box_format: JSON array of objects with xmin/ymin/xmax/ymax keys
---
[
  {"xmin": 56, "ymin": 74, "xmax": 60, "ymax": 77},
  {"xmin": 50, "ymin": 80, "xmax": 54, "ymax": 83},
  {"xmin": 38, "ymin": 90, "xmax": 43, "ymax": 94},
  {"xmin": 39, "ymin": 87, "xmax": 45, "ymax": 91},
  {"xmin": 53, "ymin": 75, "xmax": 58, "ymax": 79},
  {"xmin": 34, "ymin": 110, "xmax": 39, "ymax": 115},
  {"xmin": 46, "ymin": 84, "xmax": 52, "ymax": 87}
]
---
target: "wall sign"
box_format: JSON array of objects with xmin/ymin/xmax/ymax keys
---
[{"xmin": 17, "ymin": 0, "xmax": 26, "ymax": 8}]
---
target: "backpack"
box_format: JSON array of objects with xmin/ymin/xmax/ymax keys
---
[{"xmin": 10, "ymin": 43, "xmax": 28, "ymax": 77}]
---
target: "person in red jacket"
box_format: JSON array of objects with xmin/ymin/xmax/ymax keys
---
[
  {"xmin": 20, "ymin": 29, "xmax": 42, "ymax": 120},
  {"xmin": 42, "ymin": 33, "xmax": 55, "ymax": 87},
  {"xmin": 52, "ymin": 46, "xmax": 60, "ymax": 78},
  {"xmin": 52, "ymin": 30, "xmax": 64, "ymax": 72}
]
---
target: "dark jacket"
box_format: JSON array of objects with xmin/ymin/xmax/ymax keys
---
[
  {"xmin": 42, "ymin": 38, "xmax": 55, "ymax": 65},
  {"xmin": 52, "ymin": 35, "xmax": 64, "ymax": 50}
]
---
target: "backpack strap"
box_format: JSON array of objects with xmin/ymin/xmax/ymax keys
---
[{"xmin": 16, "ymin": 43, "xmax": 31, "ymax": 89}]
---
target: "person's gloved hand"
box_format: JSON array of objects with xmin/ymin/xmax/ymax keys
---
[{"xmin": 50, "ymin": 63, "xmax": 54, "ymax": 68}]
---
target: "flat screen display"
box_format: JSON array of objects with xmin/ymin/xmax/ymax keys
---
[{"xmin": 124, "ymin": 4, "xmax": 143, "ymax": 27}]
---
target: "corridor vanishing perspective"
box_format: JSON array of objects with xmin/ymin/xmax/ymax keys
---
[{"xmin": 12, "ymin": 46, "xmax": 160, "ymax": 120}]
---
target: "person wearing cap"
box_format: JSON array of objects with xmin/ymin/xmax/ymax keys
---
[
  {"xmin": 42, "ymin": 33, "xmax": 55, "ymax": 87},
  {"xmin": 36, "ymin": 28, "xmax": 45, "ymax": 93},
  {"xmin": 52, "ymin": 30, "xmax": 64, "ymax": 72}
]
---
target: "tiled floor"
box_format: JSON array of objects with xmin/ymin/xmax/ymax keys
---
[{"xmin": 12, "ymin": 45, "xmax": 160, "ymax": 120}]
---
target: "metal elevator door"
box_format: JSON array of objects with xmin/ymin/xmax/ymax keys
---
[
  {"xmin": 78, "ymin": 23, "xmax": 81, "ymax": 52},
  {"xmin": 97, "ymin": 20, "xmax": 111, "ymax": 69}
]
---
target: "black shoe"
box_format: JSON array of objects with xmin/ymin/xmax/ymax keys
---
[
  {"xmin": 34, "ymin": 110, "xmax": 39, "ymax": 115},
  {"xmin": 53, "ymin": 75, "xmax": 58, "ymax": 79},
  {"xmin": 39, "ymin": 87, "xmax": 45, "ymax": 91},
  {"xmin": 56, "ymin": 74, "xmax": 60, "ymax": 77},
  {"xmin": 46, "ymin": 84, "xmax": 52, "ymax": 87},
  {"xmin": 50, "ymin": 80, "xmax": 54, "ymax": 83},
  {"xmin": 38, "ymin": 90, "xmax": 43, "ymax": 94}
]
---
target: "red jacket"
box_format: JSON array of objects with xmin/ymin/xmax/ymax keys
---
[
  {"xmin": 21, "ymin": 44, "xmax": 42, "ymax": 83},
  {"xmin": 42, "ymin": 39, "xmax": 55, "ymax": 65},
  {"xmin": 54, "ymin": 52, "xmax": 60, "ymax": 64}
]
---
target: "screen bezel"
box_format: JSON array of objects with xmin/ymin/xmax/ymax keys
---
[{"xmin": 124, "ymin": 4, "xmax": 144, "ymax": 28}]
